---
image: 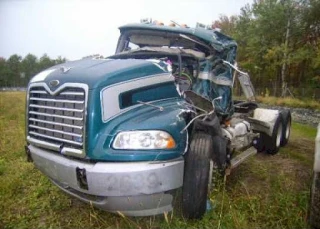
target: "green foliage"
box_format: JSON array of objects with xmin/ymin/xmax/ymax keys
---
[
  {"xmin": 0, "ymin": 54, "xmax": 67, "ymax": 87},
  {"xmin": 214, "ymin": 0, "xmax": 320, "ymax": 97}
]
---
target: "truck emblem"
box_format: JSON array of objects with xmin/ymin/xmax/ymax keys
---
[
  {"xmin": 49, "ymin": 80, "xmax": 60, "ymax": 87},
  {"xmin": 60, "ymin": 66, "xmax": 72, "ymax": 73}
]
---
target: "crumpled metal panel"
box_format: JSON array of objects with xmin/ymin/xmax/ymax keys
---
[{"xmin": 192, "ymin": 45, "xmax": 237, "ymax": 116}]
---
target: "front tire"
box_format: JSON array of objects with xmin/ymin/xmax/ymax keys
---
[{"xmin": 182, "ymin": 132, "xmax": 212, "ymax": 219}]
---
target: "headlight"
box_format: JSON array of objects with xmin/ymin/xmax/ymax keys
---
[{"xmin": 112, "ymin": 130, "xmax": 176, "ymax": 150}]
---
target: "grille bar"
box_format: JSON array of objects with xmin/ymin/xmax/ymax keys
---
[
  {"xmin": 29, "ymin": 90, "xmax": 47, "ymax": 94},
  {"xmin": 29, "ymin": 111, "xmax": 83, "ymax": 121},
  {"xmin": 29, "ymin": 104, "xmax": 83, "ymax": 113},
  {"xmin": 27, "ymin": 136, "xmax": 62, "ymax": 151},
  {"xmin": 30, "ymin": 97, "xmax": 84, "ymax": 104},
  {"xmin": 29, "ymin": 124, "xmax": 82, "ymax": 137},
  {"xmin": 29, "ymin": 118, "xmax": 82, "ymax": 129},
  {"xmin": 60, "ymin": 91, "xmax": 85, "ymax": 96},
  {"xmin": 29, "ymin": 131, "xmax": 83, "ymax": 146}
]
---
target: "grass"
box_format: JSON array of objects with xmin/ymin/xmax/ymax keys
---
[
  {"xmin": 0, "ymin": 91, "xmax": 318, "ymax": 228},
  {"xmin": 256, "ymin": 96, "xmax": 320, "ymax": 111}
]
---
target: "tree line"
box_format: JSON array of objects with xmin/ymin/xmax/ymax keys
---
[
  {"xmin": 1, "ymin": 0, "xmax": 319, "ymax": 99},
  {"xmin": 213, "ymin": 0, "xmax": 320, "ymax": 98},
  {"xmin": 0, "ymin": 54, "xmax": 67, "ymax": 88}
]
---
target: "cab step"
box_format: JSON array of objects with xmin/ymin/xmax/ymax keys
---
[{"xmin": 230, "ymin": 146, "xmax": 257, "ymax": 170}]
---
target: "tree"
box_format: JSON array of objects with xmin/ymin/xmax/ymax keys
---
[
  {"xmin": 55, "ymin": 56, "xmax": 67, "ymax": 65},
  {"xmin": 38, "ymin": 54, "xmax": 55, "ymax": 72},
  {"xmin": 6, "ymin": 54, "xmax": 22, "ymax": 87},
  {"xmin": 21, "ymin": 54, "xmax": 38, "ymax": 85},
  {"xmin": 0, "ymin": 58, "xmax": 10, "ymax": 87},
  {"xmin": 213, "ymin": 0, "xmax": 320, "ymax": 98},
  {"xmin": 0, "ymin": 53, "xmax": 68, "ymax": 88}
]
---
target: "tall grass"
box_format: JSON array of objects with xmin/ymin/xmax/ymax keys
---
[
  {"xmin": 256, "ymin": 96, "xmax": 320, "ymax": 110},
  {"xmin": 0, "ymin": 92, "xmax": 317, "ymax": 228}
]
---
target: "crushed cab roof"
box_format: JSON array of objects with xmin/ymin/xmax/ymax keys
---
[{"xmin": 119, "ymin": 23, "xmax": 237, "ymax": 53}]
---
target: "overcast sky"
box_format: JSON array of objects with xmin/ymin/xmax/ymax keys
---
[{"xmin": 0, "ymin": 0, "xmax": 253, "ymax": 60}]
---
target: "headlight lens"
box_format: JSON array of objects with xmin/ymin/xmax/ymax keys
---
[{"xmin": 112, "ymin": 130, "xmax": 176, "ymax": 150}]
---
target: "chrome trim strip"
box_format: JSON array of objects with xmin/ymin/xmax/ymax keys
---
[
  {"xmin": 28, "ymin": 82, "xmax": 87, "ymax": 96},
  {"xmin": 29, "ymin": 124, "xmax": 82, "ymax": 138},
  {"xmin": 29, "ymin": 118, "xmax": 82, "ymax": 129},
  {"xmin": 29, "ymin": 104, "xmax": 83, "ymax": 113},
  {"xmin": 29, "ymin": 97, "xmax": 84, "ymax": 104},
  {"xmin": 27, "ymin": 137, "xmax": 84, "ymax": 156},
  {"xmin": 100, "ymin": 73, "xmax": 174, "ymax": 122},
  {"xmin": 60, "ymin": 91, "xmax": 85, "ymax": 96},
  {"xmin": 29, "ymin": 131, "xmax": 83, "ymax": 146},
  {"xmin": 61, "ymin": 147, "xmax": 83, "ymax": 155},
  {"xmin": 198, "ymin": 72, "xmax": 233, "ymax": 87},
  {"xmin": 27, "ymin": 136, "xmax": 61, "ymax": 151},
  {"xmin": 29, "ymin": 111, "xmax": 83, "ymax": 121},
  {"xmin": 30, "ymin": 90, "xmax": 85, "ymax": 96}
]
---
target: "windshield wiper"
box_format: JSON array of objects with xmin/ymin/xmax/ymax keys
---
[{"xmin": 137, "ymin": 100, "xmax": 164, "ymax": 111}]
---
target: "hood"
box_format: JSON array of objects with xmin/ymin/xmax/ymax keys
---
[{"xmin": 29, "ymin": 58, "xmax": 167, "ymax": 89}]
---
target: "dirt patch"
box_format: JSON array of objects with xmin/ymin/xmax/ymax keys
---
[{"xmin": 227, "ymin": 151, "xmax": 312, "ymax": 199}]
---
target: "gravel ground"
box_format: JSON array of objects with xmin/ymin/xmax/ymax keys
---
[{"xmin": 258, "ymin": 103, "xmax": 320, "ymax": 127}]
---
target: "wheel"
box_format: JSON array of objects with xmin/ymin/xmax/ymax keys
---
[
  {"xmin": 280, "ymin": 110, "xmax": 291, "ymax": 147},
  {"xmin": 265, "ymin": 114, "xmax": 283, "ymax": 154},
  {"xmin": 255, "ymin": 115, "xmax": 283, "ymax": 155},
  {"xmin": 309, "ymin": 172, "xmax": 320, "ymax": 229},
  {"xmin": 253, "ymin": 134, "xmax": 266, "ymax": 153},
  {"xmin": 182, "ymin": 132, "xmax": 212, "ymax": 219}
]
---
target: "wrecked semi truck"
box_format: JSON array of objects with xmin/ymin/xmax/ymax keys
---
[{"xmin": 25, "ymin": 21, "xmax": 292, "ymax": 219}]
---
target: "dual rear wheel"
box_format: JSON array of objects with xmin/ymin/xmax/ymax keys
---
[{"xmin": 255, "ymin": 110, "xmax": 291, "ymax": 155}]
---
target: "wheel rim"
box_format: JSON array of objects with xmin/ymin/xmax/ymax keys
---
[
  {"xmin": 285, "ymin": 121, "xmax": 290, "ymax": 139},
  {"xmin": 276, "ymin": 124, "xmax": 282, "ymax": 147}
]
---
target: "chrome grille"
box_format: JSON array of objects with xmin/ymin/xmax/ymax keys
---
[{"xmin": 27, "ymin": 85, "xmax": 87, "ymax": 157}]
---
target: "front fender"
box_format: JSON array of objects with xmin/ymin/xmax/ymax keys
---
[{"xmin": 87, "ymin": 98, "xmax": 188, "ymax": 161}]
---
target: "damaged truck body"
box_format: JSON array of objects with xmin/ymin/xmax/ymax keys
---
[{"xmin": 25, "ymin": 21, "xmax": 292, "ymax": 219}]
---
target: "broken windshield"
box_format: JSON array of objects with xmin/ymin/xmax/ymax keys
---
[{"xmin": 116, "ymin": 29, "xmax": 213, "ymax": 57}]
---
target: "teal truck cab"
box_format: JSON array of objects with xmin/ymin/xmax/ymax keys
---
[{"xmin": 25, "ymin": 21, "xmax": 292, "ymax": 219}]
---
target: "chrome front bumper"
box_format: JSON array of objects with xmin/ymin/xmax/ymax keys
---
[{"xmin": 28, "ymin": 145, "xmax": 184, "ymax": 216}]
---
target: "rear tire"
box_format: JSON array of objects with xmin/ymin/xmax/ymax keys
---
[
  {"xmin": 182, "ymin": 132, "xmax": 212, "ymax": 219},
  {"xmin": 265, "ymin": 115, "xmax": 283, "ymax": 155},
  {"xmin": 255, "ymin": 115, "xmax": 284, "ymax": 155},
  {"xmin": 280, "ymin": 110, "xmax": 291, "ymax": 147},
  {"xmin": 309, "ymin": 172, "xmax": 320, "ymax": 229}
]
